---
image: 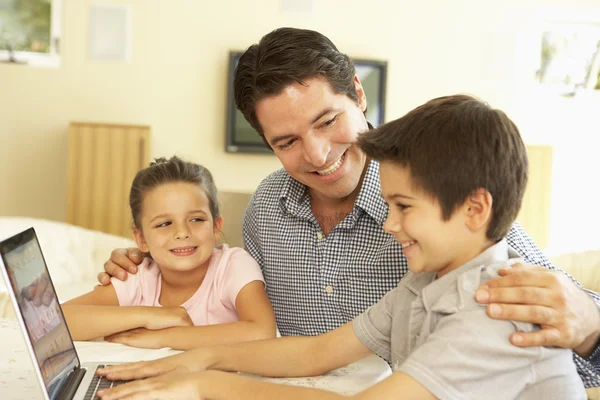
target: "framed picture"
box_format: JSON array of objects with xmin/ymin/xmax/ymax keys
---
[
  {"xmin": 536, "ymin": 21, "xmax": 600, "ymax": 95},
  {"xmin": 225, "ymin": 51, "xmax": 388, "ymax": 154}
]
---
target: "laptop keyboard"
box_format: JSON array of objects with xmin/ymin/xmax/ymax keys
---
[{"xmin": 83, "ymin": 365, "xmax": 127, "ymax": 400}]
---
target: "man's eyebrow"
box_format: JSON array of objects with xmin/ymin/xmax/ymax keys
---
[
  {"xmin": 268, "ymin": 108, "xmax": 340, "ymax": 147},
  {"xmin": 310, "ymin": 107, "xmax": 338, "ymax": 124},
  {"xmin": 270, "ymin": 134, "xmax": 295, "ymax": 147}
]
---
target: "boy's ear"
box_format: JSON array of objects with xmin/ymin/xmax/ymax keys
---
[
  {"xmin": 464, "ymin": 188, "xmax": 493, "ymax": 232},
  {"xmin": 213, "ymin": 216, "xmax": 224, "ymax": 242},
  {"xmin": 132, "ymin": 227, "xmax": 150, "ymax": 253}
]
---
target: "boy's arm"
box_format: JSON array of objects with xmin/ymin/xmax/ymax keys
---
[
  {"xmin": 62, "ymin": 286, "xmax": 192, "ymax": 341},
  {"xmin": 98, "ymin": 369, "xmax": 435, "ymax": 400},
  {"xmin": 99, "ymin": 322, "xmax": 373, "ymax": 381},
  {"xmin": 106, "ymin": 280, "xmax": 276, "ymax": 349}
]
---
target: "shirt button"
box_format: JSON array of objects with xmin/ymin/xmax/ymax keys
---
[
  {"xmin": 325, "ymin": 285, "xmax": 333, "ymax": 294},
  {"xmin": 317, "ymin": 232, "xmax": 324, "ymax": 240}
]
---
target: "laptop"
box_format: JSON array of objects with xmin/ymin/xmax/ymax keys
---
[{"xmin": 0, "ymin": 227, "xmax": 127, "ymax": 400}]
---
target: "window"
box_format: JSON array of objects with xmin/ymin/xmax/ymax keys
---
[{"xmin": 0, "ymin": 0, "xmax": 61, "ymax": 67}]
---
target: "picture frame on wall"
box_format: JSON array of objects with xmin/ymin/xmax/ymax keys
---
[
  {"xmin": 536, "ymin": 21, "xmax": 600, "ymax": 96},
  {"xmin": 224, "ymin": 51, "xmax": 388, "ymax": 154}
]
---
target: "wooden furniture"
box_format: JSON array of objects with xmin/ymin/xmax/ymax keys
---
[
  {"xmin": 66, "ymin": 122, "xmax": 150, "ymax": 238},
  {"xmin": 518, "ymin": 145, "xmax": 553, "ymax": 249}
]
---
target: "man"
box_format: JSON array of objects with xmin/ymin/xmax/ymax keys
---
[{"xmin": 100, "ymin": 27, "xmax": 600, "ymax": 386}]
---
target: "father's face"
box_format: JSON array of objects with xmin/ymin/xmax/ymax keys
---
[{"xmin": 255, "ymin": 76, "xmax": 369, "ymax": 203}]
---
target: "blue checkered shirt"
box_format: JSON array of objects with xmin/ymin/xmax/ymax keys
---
[{"xmin": 243, "ymin": 160, "xmax": 600, "ymax": 387}]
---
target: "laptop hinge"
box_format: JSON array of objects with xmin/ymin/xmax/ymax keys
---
[{"xmin": 55, "ymin": 367, "xmax": 86, "ymax": 400}]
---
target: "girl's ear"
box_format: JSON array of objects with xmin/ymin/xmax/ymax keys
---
[
  {"xmin": 213, "ymin": 216, "xmax": 224, "ymax": 242},
  {"xmin": 464, "ymin": 188, "xmax": 493, "ymax": 233},
  {"xmin": 132, "ymin": 227, "xmax": 150, "ymax": 253}
]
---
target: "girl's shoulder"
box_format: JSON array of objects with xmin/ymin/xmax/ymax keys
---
[
  {"xmin": 210, "ymin": 244, "xmax": 261, "ymax": 274},
  {"xmin": 212, "ymin": 244, "xmax": 254, "ymax": 261},
  {"xmin": 135, "ymin": 257, "xmax": 162, "ymax": 278}
]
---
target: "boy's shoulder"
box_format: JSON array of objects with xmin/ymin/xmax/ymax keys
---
[{"xmin": 430, "ymin": 254, "xmax": 523, "ymax": 315}]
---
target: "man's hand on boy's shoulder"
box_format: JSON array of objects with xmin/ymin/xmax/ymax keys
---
[
  {"xmin": 475, "ymin": 263, "xmax": 600, "ymax": 356},
  {"xmin": 98, "ymin": 247, "xmax": 144, "ymax": 285}
]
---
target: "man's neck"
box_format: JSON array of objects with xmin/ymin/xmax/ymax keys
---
[{"xmin": 309, "ymin": 160, "xmax": 369, "ymax": 236}]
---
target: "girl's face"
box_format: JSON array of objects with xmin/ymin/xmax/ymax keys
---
[{"xmin": 133, "ymin": 182, "xmax": 223, "ymax": 273}]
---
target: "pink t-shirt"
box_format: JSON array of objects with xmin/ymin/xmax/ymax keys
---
[{"xmin": 110, "ymin": 244, "xmax": 265, "ymax": 326}]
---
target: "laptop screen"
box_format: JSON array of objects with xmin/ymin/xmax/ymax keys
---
[{"xmin": 0, "ymin": 228, "xmax": 79, "ymax": 399}]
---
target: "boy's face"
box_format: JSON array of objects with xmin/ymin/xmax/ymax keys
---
[
  {"xmin": 255, "ymin": 76, "xmax": 369, "ymax": 204},
  {"xmin": 379, "ymin": 161, "xmax": 475, "ymax": 277}
]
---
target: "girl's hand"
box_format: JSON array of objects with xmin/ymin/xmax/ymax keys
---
[
  {"xmin": 97, "ymin": 371, "xmax": 207, "ymax": 400},
  {"xmin": 144, "ymin": 307, "xmax": 193, "ymax": 330},
  {"xmin": 105, "ymin": 328, "xmax": 164, "ymax": 349}
]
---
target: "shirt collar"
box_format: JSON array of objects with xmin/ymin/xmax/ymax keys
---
[
  {"xmin": 418, "ymin": 239, "xmax": 518, "ymax": 311},
  {"xmin": 277, "ymin": 159, "xmax": 387, "ymax": 225}
]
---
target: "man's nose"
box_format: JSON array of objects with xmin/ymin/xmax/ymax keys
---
[{"xmin": 303, "ymin": 134, "xmax": 330, "ymax": 168}]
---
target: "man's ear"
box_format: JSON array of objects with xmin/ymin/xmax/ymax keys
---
[
  {"xmin": 353, "ymin": 75, "xmax": 367, "ymax": 113},
  {"xmin": 132, "ymin": 227, "xmax": 150, "ymax": 253},
  {"xmin": 213, "ymin": 216, "xmax": 224, "ymax": 242},
  {"xmin": 464, "ymin": 188, "xmax": 493, "ymax": 232}
]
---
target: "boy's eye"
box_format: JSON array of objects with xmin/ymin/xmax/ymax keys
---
[
  {"xmin": 277, "ymin": 138, "xmax": 296, "ymax": 150},
  {"xmin": 396, "ymin": 203, "xmax": 410, "ymax": 211},
  {"xmin": 190, "ymin": 217, "xmax": 205, "ymax": 222},
  {"xmin": 156, "ymin": 221, "xmax": 171, "ymax": 228}
]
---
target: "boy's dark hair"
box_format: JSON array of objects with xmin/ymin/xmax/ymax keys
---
[
  {"xmin": 234, "ymin": 27, "xmax": 358, "ymax": 148},
  {"xmin": 129, "ymin": 156, "xmax": 219, "ymax": 229},
  {"xmin": 357, "ymin": 94, "xmax": 528, "ymax": 241}
]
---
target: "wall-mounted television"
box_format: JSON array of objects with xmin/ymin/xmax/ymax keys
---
[{"xmin": 225, "ymin": 51, "xmax": 388, "ymax": 154}]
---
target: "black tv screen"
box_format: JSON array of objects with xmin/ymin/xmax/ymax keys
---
[{"xmin": 225, "ymin": 51, "xmax": 388, "ymax": 154}]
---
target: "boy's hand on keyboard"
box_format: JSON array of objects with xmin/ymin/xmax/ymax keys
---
[
  {"xmin": 144, "ymin": 306, "xmax": 193, "ymax": 330},
  {"xmin": 97, "ymin": 349, "xmax": 206, "ymax": 381},
  {"xmin": 97, "ymin": 370, "xmax": 208, "ymax": 400}
]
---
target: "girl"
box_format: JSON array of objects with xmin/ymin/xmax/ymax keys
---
[{"xmin": 62, "ymin": 156, "xmax": 276, "ymax": 350}]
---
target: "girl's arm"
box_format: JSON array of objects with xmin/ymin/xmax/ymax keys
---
[
  {"xmin": 106, "ymin": 280, "xmax": 276, "ymax": 350},
  {"xmin": 62, "ymin": 286, "xmax": 192, "ymax": 341}
]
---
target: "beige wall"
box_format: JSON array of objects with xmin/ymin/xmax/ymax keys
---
[{"xmin": 1, "ymin": 0, "xmax": 599, "ymax": 252}]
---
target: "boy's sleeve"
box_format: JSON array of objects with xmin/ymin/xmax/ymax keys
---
[
  {"xmin": 507, "ymin": 221, "xmax": 600, "ymax": 384},
  {"xmin": 352, "ymin": 287, "xmax": 396, "ymax": 363},
  {"xmin": 221, "ymin": 249, "xmax": 266, "ymax": 310},
  {"xmin": 110, "ymin": 262, "xmax": 144, "ymax": 306},
  {"xmin": 398, "ymin": 308, "xmax": 585, "ymax": 400}
]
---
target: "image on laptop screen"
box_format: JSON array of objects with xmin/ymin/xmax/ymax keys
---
[{"xmin": 0, "ymin": 228, "xmax": 79, "ymax": 399}]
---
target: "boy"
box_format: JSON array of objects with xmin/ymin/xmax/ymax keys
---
[{"xmin": 97, "ymin": 95, "xmax": 585, "ymax": 399}]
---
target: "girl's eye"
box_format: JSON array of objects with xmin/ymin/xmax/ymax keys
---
[
  {"xmin": 277, "ymin": 138, "xmax": 296, "ymax": 151},
  {"xmin": 156, "ymin": 221, "xmax": 171, "ymax": 228},
  {"xmin": 191, "ymin": 217, "xmax": 205, "ymax": 223}
]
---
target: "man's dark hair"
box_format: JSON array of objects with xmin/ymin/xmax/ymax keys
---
[
  {"xmin": 357, "ymin": 94, "xmax": 528, "ymax": 241},
  {"xmin": 234, "ymin": 27, "xmax": 358, "ymax": 148}
]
